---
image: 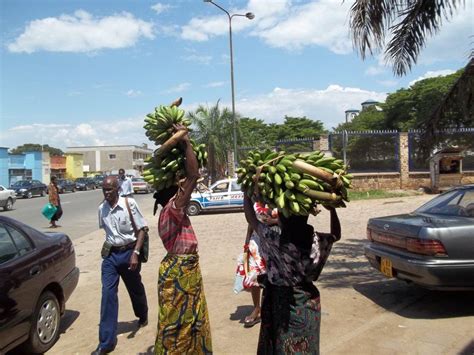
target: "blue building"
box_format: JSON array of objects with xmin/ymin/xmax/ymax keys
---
[{"xmin": 0, "ymin": 148, "xmax": 50, "ymax": 187}]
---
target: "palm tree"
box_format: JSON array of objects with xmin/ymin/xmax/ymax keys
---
[
  {"xmin": 187, "ymin": 101, "xmax": 234, "ymax": 183},
  {"xmin": 349, "ymin": 0, "xmax": 466, "ymax": 76}
]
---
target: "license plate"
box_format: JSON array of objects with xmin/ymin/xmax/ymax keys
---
[{"xmin": 380, "ymin": 258, "xmax": 393, "ymax": 278}]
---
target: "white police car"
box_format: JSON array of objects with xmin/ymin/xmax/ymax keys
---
[{"xmin": 186, "ymin": 178, "xmax": 244, "ymax": 216}]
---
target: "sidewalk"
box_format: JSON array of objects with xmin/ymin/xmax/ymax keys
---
[{"xmin": 47, "ymin": 195, "xmax": 474, "ymax": 354}]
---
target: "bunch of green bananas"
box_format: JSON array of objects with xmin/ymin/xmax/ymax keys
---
[
  {"xmin": 144, "ymin": 104, "xmax": 192, "ymax": 145},
  {"xmin": 237, "ymin": 149, "xmax": 353, "ymax": 217},
  {"xmin": 142, "ymin": 142, "xmax": 207, "ymax": 191},
  {"xmin": 142, "ymin": 103, "xmax": 207, "ymax": 191}
]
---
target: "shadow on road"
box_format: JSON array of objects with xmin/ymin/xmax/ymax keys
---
[
  {"xmin": 229, "ymin": 305, "xmax": 254, "ymax": 324},
  {"xmin": 460, "ymin": 340, "xmax": 474, "ymax": 355},
  {"xmin": 318, "ymin": 238, "xmax": 386, "ymax": 289},
  {"xmin": 59, "ymin": 309, "xmax": 80, "ymax": 334},
  {"xmin": 355, "ymin": 280, "xmax": 474, "ymax": 320}
]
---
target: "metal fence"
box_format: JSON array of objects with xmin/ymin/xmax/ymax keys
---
[
  {"xmin": 408, "ymin": 128, "xmax": 474, "ymax": 171},
  {"xmin": 237, "ymin": 128, "xmax": 474, "ymax": 173},
  {"xmin": 329, "ymin": 130, "xmax": 400, "ymax": 173}
]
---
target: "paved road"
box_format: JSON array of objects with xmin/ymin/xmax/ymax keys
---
[{"xmin": 1, "ymin": 190, "xmax": 155, "ymax": 241}]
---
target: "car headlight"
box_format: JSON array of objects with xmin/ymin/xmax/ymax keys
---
[{"xmin": 19, "ymin": 188, "xmax": 27, "ymax": 192}]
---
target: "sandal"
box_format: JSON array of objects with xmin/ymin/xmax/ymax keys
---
[{"xmin": 244, "ymin": 315, "xmax": 261, "ymax": 328}]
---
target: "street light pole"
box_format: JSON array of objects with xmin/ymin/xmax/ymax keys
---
[{"xmin": 203, "ymin": 0, "xmax": 254, "ymax": 171}]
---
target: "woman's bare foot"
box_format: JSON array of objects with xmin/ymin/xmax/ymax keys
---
[{"xmin": 244, "ymin": 307, "xmax": 261, "ymax": 328}]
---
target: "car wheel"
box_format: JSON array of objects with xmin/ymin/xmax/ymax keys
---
[
  {"xmin": 40, "ymin": 189, "xmax": 45, "ymax": 197},
  {"xmin": 72, "ymin": 187, "xmax": 76, "ymax": 192},
  {"xmin": 26, "ymin": 191, "xmax": 33, "ymax": 199},
  {"xmin": 23, "ymin": 291, "xmax": 60, "ymax": 354},
  {"xmin": 186, "ymin": 202, "xmax": 201, "ymax": 216},
  {"xmin": 3, "ymin": 198, "xmax": 13, "ymax": 211}
]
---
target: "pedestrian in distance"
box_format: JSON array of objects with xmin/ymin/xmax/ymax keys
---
[
  {"xmin": 48, "ymin": 176, "xmax": 63, "ymax": 228},
  {"xmin": 93, "ymin": 176, "xmax": 148, "ymax": 355},
  {"xmin": 243, "ymin": 194, "xmax": 341, "ymax": 354},
  {"xmin": 118, "ymin": 168, "xmax": 133, "ymax": 197},
  {"xmin": 153, "ymin": 124, "xmax": 212, "ymax": 354},
  {"xmin": 242, "ymin": 202, "xmax": 279, "ymax": 328}
]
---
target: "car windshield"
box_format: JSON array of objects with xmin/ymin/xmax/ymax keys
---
[
  {"xmin": 416, "ymin": 188, "xmax": 474, "ymax": 217},
  {"xmin": 76, "ymin": 178, "xmax": 86, "ymax": 182},
  {"xmin": 12, "ymin": 181, "xmax": 29, "ymax": 186},
  {"xmin": 132, "ymin": 178, "xmax": 144, "ymax": 182}
]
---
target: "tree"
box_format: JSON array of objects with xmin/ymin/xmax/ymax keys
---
[
  {"xmin": 10, "ymin": 144, "xmax": 64, "ymax": 156},
  {"xmin": 187, "ymin": 101, "xmax": 234, "ymax": 182},
  {"xmin": 349, "ymin": 0, "xmax": 466, "ymax": 76},
  {"xmin": 334, "ymin": 69, "xmax": 463, "ymax": 131},
  {"xmin": 238, "ymin": 117, "xmax": 275, "ymax": 148}
]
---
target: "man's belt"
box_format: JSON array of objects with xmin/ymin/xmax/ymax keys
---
[{"xmin": 111, "ymin": 241, "xmax": 136, "ymax": 253}]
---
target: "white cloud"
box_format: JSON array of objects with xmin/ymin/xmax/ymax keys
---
[
  {"xmin": 204, "ymin": 81, "xmax": 226, "ymax": 88},
  {"xmin": 2, "ymin": 118, "xmax": 152, "ymax": 149},
  {"xmin": 151, "ymin": 3, "xmax": 171, "ymax": 15},
  {"xmin": 67, "ymin": 91, "xmax": 83, "ymax": 97},
  {"xmin": 125, "ymin": 89, "xmax": 142, "ymax": 97},
  {"xmin": 365, "ymin": 66, "xmax": 386, "ymax": 76},
  {"xmin": 8, "ymin": 10, "xmax": 155, "ymax": 53},
  {"xmin": 201, "ymin": 84, "xmax": 387, "ymax": 129},
  {"xmin": 409, "ymin": 69, "xmax": 456, "ymax": 86},
  {"xmin": 1, "ymin": 82, "xmax": 388, "ymax": 149},
  {"xmin": 254, "ymin": 0, "xmax": 352, "ymax": 53},
  {"xmin": 76, "ymin": 123, "xmax": 96, "ymax": 136},
  {"xmin": 181, "ymin": 54, "xmax": 212, "ymax": 65},
  {"xmin": 377, "ymin": 80, "xmax": 399, "ymax": 87},
  {"xmin": 165, "ymin": 82, "xmax": 191, "ymax": 93},
  {"xmin": 183, "ymin": 0, "xmax": 353, "ymax": 54}
]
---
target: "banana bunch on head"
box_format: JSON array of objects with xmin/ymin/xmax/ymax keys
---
[
  {"xmin": 237, "ymin": 149, "xmax": 353, "ymax": 217},
  {"xmin": 142, "ymin": 98, "xmax": 208, "ymax": 191}
]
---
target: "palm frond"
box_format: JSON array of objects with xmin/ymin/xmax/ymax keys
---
[
  {"xmin": 386, "ymin": 0, "xmax": 463, "ymax": 76},
  {"xmin": 349, "ymin": 0, "xmax": 465, "ymax": 76},
  {"xmin": 349, "ymin": 0, "xmax": 397, "ymax": 58}
]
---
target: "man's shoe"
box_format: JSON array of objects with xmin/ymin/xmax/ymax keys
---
[
  {"xmin": 138, "ymin": 318, "xmax": 148, "ymax": 328},
  {"xmin": 91, "ymin": 340, "xmax": 116, "ymax": 355},
  {"xmin": 91, "ymin": 348, "xmax": 112, "ymax": 355}
]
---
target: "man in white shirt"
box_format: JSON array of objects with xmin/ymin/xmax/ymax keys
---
[
  {"xmin": 118, "ymin": 168, "xmax": 133, "ymax": 197},
  {"xmin": 93, "ymin": 176, "xmax": 148, "ymax": 355}
]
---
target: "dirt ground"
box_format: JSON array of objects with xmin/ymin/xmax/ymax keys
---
[{"xmin": 45, "ymin": 194, "xmax": 474, "ymax": 355}]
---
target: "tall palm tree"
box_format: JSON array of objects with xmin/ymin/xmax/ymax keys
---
[
  {"xmin": 187, "ymin": 101, "xmax": 234, "ymax": 183},
  {"xmin": 349, "ymin": 0, "xmax": 466, "ymax": 76}
]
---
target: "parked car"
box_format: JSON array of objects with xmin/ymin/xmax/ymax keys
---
[
  {"xmin": 0, "ymin": 216, "xmax": 79, "ymax": 353},
  {"xmin": 132, "ymin": 177, "xmax": 152, "ymax": 194},
  {"xmin": 74, "ymin": 177, "xmax": 96, "ymax": 191},
  {"xmin": 0, "ymin": 185, "xmax": 16, "ymax": 211},
  {"xmin": 93, "ymin": 175, "xmax": 105, "ymax": 188},
  {"xmin": 186, "ymin": 178, "xmax": 243, "ymax": 216},
  {"xmin": 10, "ymin": 180, "xmax": 47, "ymax": 199},
  {"xmin": 56, "ymin": 179, "xmax": 76, "ymax": 193},
  {"xmin": 365, "ymin": 184, "xmax": 474, "ymax": 290}
]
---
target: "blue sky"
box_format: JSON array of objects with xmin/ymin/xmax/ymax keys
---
[{"xmin": 1, "ymin": 0, "xmax": 472, "ymax": 150}]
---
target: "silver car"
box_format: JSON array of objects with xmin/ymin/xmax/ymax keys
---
[{"xmin": 365, "ymin": 184, "xmax": 474, "ymax": 290}]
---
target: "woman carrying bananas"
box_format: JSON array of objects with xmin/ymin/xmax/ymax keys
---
[
  {"xmin": 153, "ymin": 124, "xmax": 212, "ymax": 354},
  {"xmin": 243, "ymin": 193, "xmax": 341, "ymax": 354}
]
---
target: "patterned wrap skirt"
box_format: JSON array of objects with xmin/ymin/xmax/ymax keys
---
[
  {"xmin": 257, "ymin": 283, "xmax": 321, "ymax": 355},
  {"xmin": 155, "ymin": 254, "xmax": 212, "ymax": 354}
]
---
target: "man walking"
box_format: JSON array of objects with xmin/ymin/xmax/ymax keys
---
[
  {"xmin": 93, "ymin": 176, "xmax": 148, "ymax": 355},
  {"xmin": 118, "ymin": 168, "xmax": 133, "ymax": 197}
]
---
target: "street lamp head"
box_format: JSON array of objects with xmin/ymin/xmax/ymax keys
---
[
  {"xmin": 203, "ymin": 0, "xmax": 212, "ymax": 2},
  {"xmin": 245, "ymin": 12, "xmax": 255, "ymax": 20}
]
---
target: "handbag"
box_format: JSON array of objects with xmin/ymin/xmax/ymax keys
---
[
  {"xmin": 125, "ymin": 197, "xmax": 149, "ymax": 263},
  {"xmin": 41, "ymin": 203, "xmax": 58, "ymax": 221}
]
